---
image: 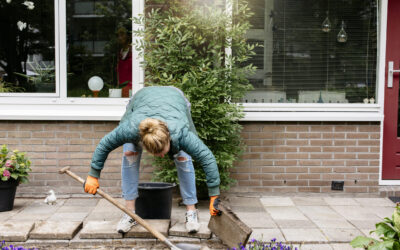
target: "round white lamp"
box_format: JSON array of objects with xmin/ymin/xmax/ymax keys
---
[{"xmin": 88, "ymin": 76, "xmax": 104, "ymax": 97}]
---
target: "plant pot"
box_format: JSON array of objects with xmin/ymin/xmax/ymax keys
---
[
  {"xmin": 135, "ymin": 182, "xmax": 176, "ymax": 219},
  {"xmin": 109, "ymin": 89, "xmax": 122, "ymax": 98},
  {"xmin": 0, "ymin": 179, "xmax": 19, "ymax": 212}
]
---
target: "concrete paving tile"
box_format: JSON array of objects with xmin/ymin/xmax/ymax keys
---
[
  {"xmin": 312, "ymin": 219, "xmax": 355, "ymax": 229},
  {"xmin": 168, "ymin": 236, "xmax": 202, "ymax": 245},
  {"xmin": 85, "ymin": 209, "xmax": 124, "ymax": 221},
  {"xmin": 30, "ymin": 221, "xmax": 82, "ymax": 240},
  {"xmin": 0, "ymin": 209, "xmax": 20, "ymax": 222},
  {"xmin": 362, "ymin": 206, "xmax": 394, "ymax": 219},
  {"xmin": 249, "ymin": 228, "xmax": 285, "ymax": 242},
  {"xmin": 234, "ymin": 212, "xmax": 277, "ymax": 228},
  {"xmin": 227, "ymin": 196, "xmax": 264, "ymax": 208},
  {"xmin": 18, "ymin": 239, "xmax": 70, "ymax": 249},
  {"xmin": 324, "ymin": 198, "xmax": 359, "ymax": 206},
  {"xmin": 125, "ymin": 219, "xmax": 170, "ymax": 238},
  {"xmin": 298, "ymin": 206, "xmax": 345, "ymax": 220},
  {"xmin": 169, "ymin": 222, "xmax": 211, "ymax": 239},
  {"xmin": 292, "ymin": 197, "xmax": 328, "ymax": 206},
  {"xmin": 265, "ymin": 207, "xmax": 308, "ymax": 220},
  {"xmin": 331, "ymin": 206, "xmax": 380, "ymax": 221},
  {"xmin": 48, "ymin": 212, "xmax": 89, "ymax": 221},
  {"xmin": 293, "ymin": 244, "xmax": 333, "ymax": 250},
  {"xmin": 70, "ymin": 238, "xmax": 157, "ymax": 249},
  {"xmin": 354, "ymin": 198, "xmax": 394, "ymax": 207},
  {"xmin": 350, "ymin": 220, "xmax": 377, "ymax": 230},
  {"xmin": 231, "ymin": 206, "xmax": 266, "ymax": 213},
  {"xmin": 331, "ymin": 243, "xmax": 359, "ymax": 250},
  {"xmin": 57, "ymin": 205, "xmax": 94, "ymax": 213},
  {"xmin": 260, "ymin": 197, "xmax": 294, "ymax": 207},
  {"xmin": 197, "ymin": 210, "xmax": 211, "ymax": 223},
  {"xmin": 0, "ymin": 221, "xmax": 34, "ymax": 241},
  {"xmin": 275, "ymin": 219, "xmax": 317, "ymax": 229},
  {"xmin": 79, "ymin": 220, "xmax": 123, "ymax": 239},
  {"xmin": 63, "ymin": 198, "xmax": 99, "ymax": 207},
  {"xmin": 17, "ymin": 200, "xmax": 64, "ymax": 215},
  {"xmin": 321, "ymin": 228, "xmax": 363, "ymax": 242},
  {"xmin": 9, "ymin": 213, "xmax": 50, "ymax": 221},
  {"xmin": 281, "ymin": 228, "xmax": 328, "ymax": 242},
  {"xmin": 11, "ymin": 198, "xmax": 34, "ymax": 210}
]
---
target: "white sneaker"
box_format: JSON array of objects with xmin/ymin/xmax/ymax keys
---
[
  {"xmin": 117, "ymin": 213, "xmax": 137, "ymax": 233},
  {"xmin": 185, "ymin": 209, "xmax": 200, "ymax": 233}
]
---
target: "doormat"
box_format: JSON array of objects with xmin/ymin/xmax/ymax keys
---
[{"xmin": 389, "ymin": 197, "xmax": 400, "ymax": 203}]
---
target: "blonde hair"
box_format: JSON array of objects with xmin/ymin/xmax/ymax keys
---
[{"xmin": 139, "ymin": 118, "xmax": 170, "ymax": 154}]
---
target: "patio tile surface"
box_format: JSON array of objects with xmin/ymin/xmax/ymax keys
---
[
  {"xmin": 330, "ymin": 206, "xmax": 381, "ymax": 221},
  {"xmin": 321, "ymin": 228, "xmax": 363, "ymax": 242},
  {"xmin": 297, "ymin": 205, "xmax": 345, "ymax": 220},
  {"xmin": 260, "ymin": 197, "xmax": 294, "ymax": 207},
  {"xmin": 250, "ymin": 228, "xmax": 285, "ymax": 242},
  {"xmin": 281, "ymin": 228, "xmax": 328, "ymax": 242},
  {"xmin": 354, "ymin": 198, "xmax": 394, "ymax": 207},
  {"xmin": 323, "ymin": 198, "xmax": 359, "ymax": 206},
  {"xmin": 2, "ymin": 195, "xmax": 395, "ymax": 249},
  {"xmin": 264, "ymin": 206, "xmax": 308, "ymax": 220},
  {"xmin": 311, "ymin": 219, "xmax": 355, "ymax": 229},
  {"xmin": 275, "ymin": 219, "xmax": 317, "ymax": 229},
  {"xmin": 291, "ymin": 197, "xmax": 328, "ymax": 206}
]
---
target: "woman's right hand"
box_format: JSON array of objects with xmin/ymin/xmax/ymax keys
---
[{"xmin": 84, "ymin": 176, "xmax": 99, "ymax": 194}]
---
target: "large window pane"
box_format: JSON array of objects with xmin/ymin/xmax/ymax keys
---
[
  {"xmin": 0, "ymin": 1, "xmax": 55, "ymax": 93},
  {"xmin": 67, "ymin": 0, "xmax": 132, "ymax": 98},
  {"xmin": 243, "ymin": 0, "xmax": 378, "ymax": 104}
]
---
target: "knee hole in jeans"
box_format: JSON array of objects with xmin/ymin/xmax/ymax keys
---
[
  {"xmin": 177, "ymin": 156, "xmax": 187, "ymax": 162},
  {"xmin": 125, "ymin": 151, "xmax": 139, "ymax": 156},
  {"xmin": 124, "ymin": 151, "xmax": 139, "ymax": 166}
]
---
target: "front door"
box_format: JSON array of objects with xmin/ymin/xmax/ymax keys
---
[{"xmin": 382, "ymin": 0, "xmax": 400, "ymax": 179}]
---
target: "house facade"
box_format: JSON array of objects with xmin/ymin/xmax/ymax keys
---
[{"xmin": 0, "ymin": 0, "xmax": 398, "ymax": 197}]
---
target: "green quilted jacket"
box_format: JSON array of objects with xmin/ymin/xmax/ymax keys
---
[{"xmin": 89, "ymin": 86, "xmax": 220, "ymax": 196}]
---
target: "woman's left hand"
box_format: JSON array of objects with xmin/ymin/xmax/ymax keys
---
[{"xmin": 209, "ymin": 196, "xmax": 222, "ymax": 216}]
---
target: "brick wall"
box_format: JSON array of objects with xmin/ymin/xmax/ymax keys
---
[
  {"xmin": 231, "ymin": 121, "xmax": 381, "ymax": 194},
  {"xmin": 0, "ymin": 121, "xmax": 381, "ymax": 197},
  {"xmin": 0, "ymin": 121, "xmax": 154, "ymax": 197}
]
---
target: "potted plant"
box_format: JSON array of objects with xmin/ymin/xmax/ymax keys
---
[
  {"xmin": 107, "ymin": 81, "xmax": 129, "ymax": 98},
  {"xmin": 0, "ymin": 144, "xmax": 32, "ymax": 212}
]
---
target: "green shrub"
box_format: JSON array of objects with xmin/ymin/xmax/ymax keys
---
[
  {"xmin": 350, "ymin": 203, "xmax": 400, "ymax": 250},
  {"xmin": 133, "ymin": 0, "xmax": 256, "ymax": 196}
]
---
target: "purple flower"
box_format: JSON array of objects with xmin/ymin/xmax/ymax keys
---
[{"xmin": 3, "ymin": 169, "xmax": 11, "ymax": 179}]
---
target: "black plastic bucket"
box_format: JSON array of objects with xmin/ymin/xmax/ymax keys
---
[
  {"xmin": 0, "ymin": 179, "xmax": 18, "ymax": 212},
  {"xmin": 135, "ymin": 182, "xmax": 176, "ymax": 219}
]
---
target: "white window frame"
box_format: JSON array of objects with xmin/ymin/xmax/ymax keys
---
[{"xmin": 0, "ymin": 0, "xmax": 385, "ymax": 122}]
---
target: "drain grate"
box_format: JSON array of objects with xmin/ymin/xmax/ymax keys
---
[{"xmin": 389, "ymin": 197, "xmax": 400, "ymax": 203}]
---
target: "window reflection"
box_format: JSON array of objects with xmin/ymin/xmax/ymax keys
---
[
  {"xmin": 0, "ymin": 1, "xmax": 55, "ymax": 93},
  {"xmin": 67, "ymin": 0, "xmax": 132, "ymax": 98}
]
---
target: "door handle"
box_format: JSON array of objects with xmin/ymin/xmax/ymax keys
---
[{"xmin": 388, "ymin": 61, "xmax": 400, "ymax": 88}]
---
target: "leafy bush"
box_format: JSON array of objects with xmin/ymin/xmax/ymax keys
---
[
  {"xmin": 0, "ymin": 145, "xmax": 31, "ymax": 183},
  {"xmin": 133, "ymin": 0, "xmax": 256, "ymax": 196},
  {"xmin": 350, "ymin": 203, "xmax": 400, "ymax": 250}
]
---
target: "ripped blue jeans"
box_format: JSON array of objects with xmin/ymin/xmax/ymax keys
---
[{"xmin": 121, "ymin": 143, "xmax": 198, "ymax": 205}]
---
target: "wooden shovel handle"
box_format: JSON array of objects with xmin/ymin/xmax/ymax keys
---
[{"xmin": 58, "ymin": 166, "xmax": 172, "ymax": 245}]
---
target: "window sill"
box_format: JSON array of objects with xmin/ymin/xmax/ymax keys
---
[{"xmin": 0, "ymin": 98, "xmax": 383, "ymax": 121}]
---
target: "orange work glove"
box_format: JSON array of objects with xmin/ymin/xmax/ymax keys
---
[
  {"xmin": 209, "ymin": 196, "xmax": 222, "ymax": 216},
  {"xmin": 84, "ymin": 176, "xmax": 99, "ymax": 195}
]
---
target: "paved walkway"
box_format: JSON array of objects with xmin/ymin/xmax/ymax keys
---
[{"xmin": 0, "ymin": 195, "xmax": 395, "ymax": 249}]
